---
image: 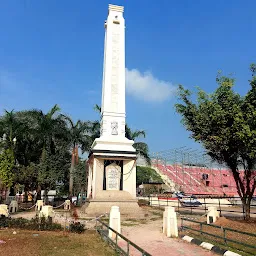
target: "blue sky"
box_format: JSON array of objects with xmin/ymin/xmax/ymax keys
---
[{"xmin": 1, "ymin": 0, "xmax": 256, "ymax": 154}]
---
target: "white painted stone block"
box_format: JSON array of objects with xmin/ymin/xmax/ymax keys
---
[
  {"xmin": 200, "ymin": 242, "xmax": 214, "ymax": 250},
  {"xmin": 224, "ymin": 251, "xmax": 242, "ymax": 256},
  {"xmin": 182, "ymin": 235, "xmax": 194, "ymax": 242},
  {"xmin": 9, "ymin": 200, "xmax": 18, "ymax": 213},
  {"xmin": 39, "ymin": 205, "xmax": 54, "ymax": 218},
  {"xmin": 64, "ymin": 200, "xmax": 71, "ymax": 210},
  {"xmin": 35, "ymin": 200, "xmax": 44, "ymax": 212},
  {"xmin": 109, "ymin": 206, "xmax": 121, "ymax": 239},
  {"xmin": 163, "ymin": 206, "xmax": 178, "ymax": 237},
  {"xmin": 0, "ymin": 204, "xmax": 8, "ymax": 217},
  {"xmin": 207, "ymin": 206, "xmax": 220, "ymax": 224}
]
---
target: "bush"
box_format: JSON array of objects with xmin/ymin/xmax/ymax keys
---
[
  {"xmin": 0, "ymin": 215, "xmax": 10, "ymax": 227},
  {"xmin": 28, "ymin": 216, "xmax": 62, "ymax": 231},
  {"xmin": 69, "ymin": 222, "xmax": 85, "ymax": 234},
  {"xmin": 8, "ymin": 217, "xmax": 30, "ymax": 228},
  {"xmin": 0, "ymin": 215, "xmax": 62, "ymax": 231}
]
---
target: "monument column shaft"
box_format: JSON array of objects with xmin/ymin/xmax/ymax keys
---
[{"xmin": 100, "ymin": 5, "xmax": 126, "ymax": 138}]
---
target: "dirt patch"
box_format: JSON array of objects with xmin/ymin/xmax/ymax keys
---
[
  {"xmin": 215, "ymin": 217, "xmax": 256, "ymax": 233},
  {"xmin": 181, "ymin": 216, "xmax": 256, "ymax": 256}
]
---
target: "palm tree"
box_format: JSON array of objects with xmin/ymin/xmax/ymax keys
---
[
  {"xmin": 26, "ymin": 104, "xmax": 68, "ymax": 200},
  {"xmin": 125, "ymin": 124, "xmax": 151, "ymax": 165},
  {"xmin": 0, "ymin": 109, "xmax": 19, "ymax": 150},
  {"xmin": 27, "ymin": 104, "xmax": 67, "ymax": 159},
  {"xmin": 87, "ymin": 104, "xmax": 101, "ymax": 143},
  {"xmin": 61, "ymin": 115, "xmax": 91, "ymax": 196}
]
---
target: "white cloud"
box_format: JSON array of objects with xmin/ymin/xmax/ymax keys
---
[{"xmin": 125, "ymin": 68, "xmax": 176, "ymax": 102}]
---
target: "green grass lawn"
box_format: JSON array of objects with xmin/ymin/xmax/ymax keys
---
[{"xmin": 0, "ymin": 229, "xmax": 115, "ymax": 256}]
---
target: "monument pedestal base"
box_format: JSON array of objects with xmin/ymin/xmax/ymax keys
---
[
  {"xmin": 84, "ymin": 200, "xmax": 143, "ymax": 217},
  {"xmin": 82, "ymin": 191, "xmax": 144, "ymax": 218}
]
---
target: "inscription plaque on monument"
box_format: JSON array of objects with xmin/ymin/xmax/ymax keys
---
[{"xmin": 106, "ymin": 163, "xmax": 121, "ymax": 190}]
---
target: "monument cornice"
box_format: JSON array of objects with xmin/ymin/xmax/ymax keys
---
[
  {"xmin": 108, "ymin": 4, "xmax": 124, "ymax": 13},
  {"xmin": 88, "ymin": 149, "xmax": 137, "ymax": 158}
]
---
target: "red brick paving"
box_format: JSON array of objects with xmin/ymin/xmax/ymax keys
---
[{"xmin": 117, "ymin": 220, "xmax": 216, "ymax": 256}]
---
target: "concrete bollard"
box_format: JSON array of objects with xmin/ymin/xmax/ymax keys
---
[
  {"xmin": 64, "ymin": 200, "xmax": 71, "ymax": 210},
  {"xmin": 0, "ymin": 204, "xmax": 8, "ymax": 217},
  {"xmin": 207, "ymin": 206, "xmax": 219, "ymax": 224},
  {"xmin": 109, "ymin": 206, "xmax": 121, "ymax": 240},
  {"xmin": 9, "ymin": 200, "xmax": 18, "ymax": 213},
  {"xmin": 35, "ymin": 200, "xmax": 44, "ymax": 212},
  {"xmin": 39, "ymin": 205, "xmax": 54, "ymax": 218},
  {"xmin": 163, "ymin": 206, "xmax": 178, "ymax": 237}
]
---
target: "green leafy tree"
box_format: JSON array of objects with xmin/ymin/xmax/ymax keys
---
[
  {"xmin": 176, "ymin": 67, "xmax": 256, "ymax": 220},
  {"xmin": 0, "ymin": 110, "xmax": 21, "ymax": 155},
  {"xmin": 0, "ymin": 110, "xmax": 20, "ymax": 200},
  {"xmin": 13, "ymin": 111, "xmax": 42, "ymax": 166},
  {"xmin": 23, "ymin": 104, "xmax": 69, "ymax": 200},
  {"xmin": 26, "ymin": 104, "xmax": 67, "ymax": 160},
  {"xmin": 0, "ymin": 149, "xmax": 15, "ymax": 187},
  {"xmin": 0, "ymin": 110, "xmax": 17, "ymax": 145},
  {"xmin": 15, "ymin": 163, "xmax": 38, "ymax": 201},
  {"xmin": 73, "ymin": 159, "xmax": 88, "ymax": 203},
  {"xmin": 0, "ymin": 105, "xmax": 91, "ymax": 202},
  {"xmin": 136, "ymin": 166, "xmax": 163, "ymax": 185},
  {"xmin": 37, "ymin": 147, "xmax": 70, "ymax": 202}
]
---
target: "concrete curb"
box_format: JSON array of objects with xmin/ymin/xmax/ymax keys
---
[{"xmin": 181, "ymin": 235, "xmax": 241, "ymax": 256}]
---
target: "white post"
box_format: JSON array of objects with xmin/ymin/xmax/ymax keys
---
[
  {"xmin": 207, "ymin": 206, "xmax": 219, "ymax": 224},
  {"xmin": 35, "ymin": 200, "xmax": 44, "ymax": 212},
  {"xmin": 0, "ymin": 204, "xmax": 8, "ymax": 217},
  {"xmin": 39, "ymin": 205, "xmax": 54, "ymax": 218},
  {"xmin": 163, "ymin": 206, "xmax": 178, "ymax": 237},
  {"xmin": 64, "ymin": 200, "xmax": 71, "ymax": 210},
  {"xmin": 9, "ymin": 200, "xmax": 18, "ymax": 213},
  {"xmin": 109, "ymin": 206, "xmax": 121, "ymax": 239}
]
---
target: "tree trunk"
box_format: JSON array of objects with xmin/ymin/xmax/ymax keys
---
[
  {"xmin": 69, "ymin": 152, "xmax": 75, "ymax": 198},
  {"xmin": 241, "ymin": 197, "xmax": 251, "ymax": 221},
  {"xmin": 36, "ymin": 185, "xmax": 41, "ymax": 201},
  {"xmin": 231, "ymin": 167, "xmax": 252, "ymax": 220},
  {"xmin": 44, "ymin": 189, "xmax": 48, "ymax": 204},
  {"xmin": 24, "ymin": 184, "xmax": 29, "ymax": 202},
  {"xmin": 244, "ymin": 198, "xmax": 251, "ymax": 221},
  {"xmin": 24, "ymin": 190, "xmax": 28, "ymax": 202},
  {"xmin": 4, "ymin": 187, "xmax": 8, "ymax": 204}
]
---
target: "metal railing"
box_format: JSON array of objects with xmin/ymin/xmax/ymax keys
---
[
  {"xmin": 96, "ymin": 218, "xmax": 151, "ymax": 256},
  {"xmin": 146, "ymin": 195, "xmax": 256, "ymax": 219},
  {"xmin": 181, "ymin": 217, "xmax": 256, "ymax": 255}
]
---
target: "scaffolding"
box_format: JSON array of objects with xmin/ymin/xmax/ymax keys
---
[{"xmin": 150, "ymin": 147, "xmax": 236, "ymax": 195}]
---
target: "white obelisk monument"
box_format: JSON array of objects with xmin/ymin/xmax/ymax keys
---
[{"xmin": 86, "ymin": 4, "xmax": 141, "ymax": 216}]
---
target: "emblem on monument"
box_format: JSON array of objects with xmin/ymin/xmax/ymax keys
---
[{"xmin": 111, "ymin": 121, "xmax": 118, "ymax": 135}]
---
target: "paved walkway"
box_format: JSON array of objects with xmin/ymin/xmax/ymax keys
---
[{"xmin": 118, "ymin": 219, "xmax": 216, "ymax": 256}]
